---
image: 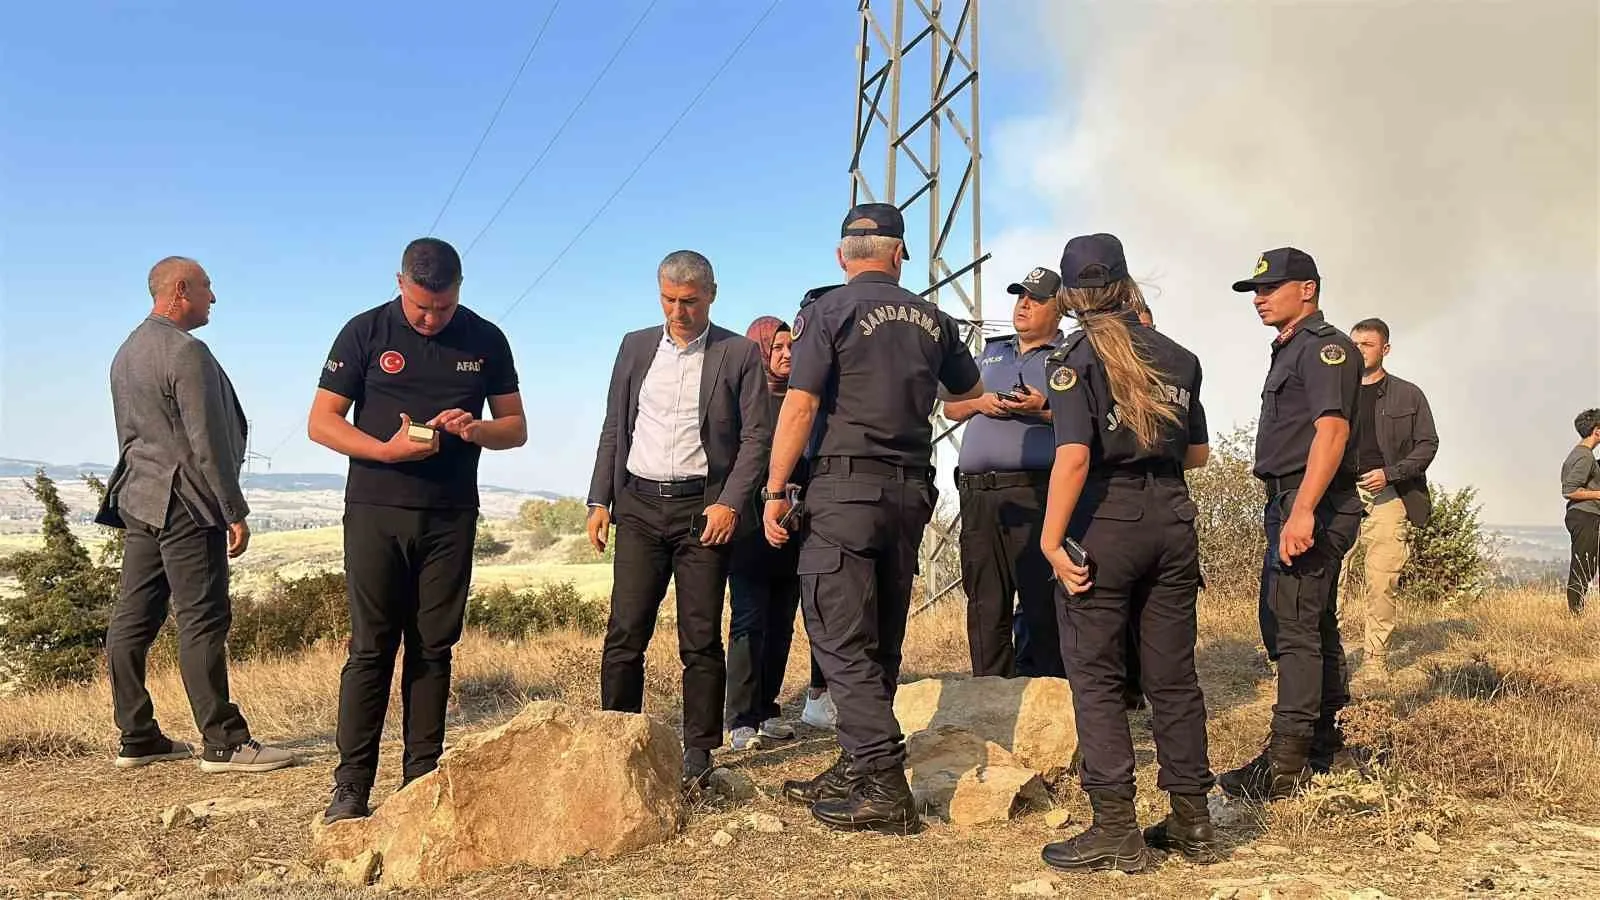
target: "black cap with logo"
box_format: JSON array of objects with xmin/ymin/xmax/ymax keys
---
[
  {"xmin": 1231, "ymin": 247, "xmax": 1320, "ymax": 292},
  {"xmin": 841, "ymin": 203, "xmax": 910, "ymax": 259},
  {"xmin": 1006, "ymin": 266, "xmax": 1062, "ymax": 301},
  {"xmin": 1059, "ymin": 233, "xmax": 1129, "ymax": 288}
]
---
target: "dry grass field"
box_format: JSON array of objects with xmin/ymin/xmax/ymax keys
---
[{"xmin": 3, "ymin": 576, "xmax": 1600, "ymax": 898}]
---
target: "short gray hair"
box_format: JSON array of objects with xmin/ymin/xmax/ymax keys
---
[
  {"xmin": 658, "ymin": 250, "xmax": 715, "ymax": 288},
  {"xmin": 147, "ymin": 255, "xmax": 199, "ymax": 298},
  {"xmin": 839, "ymin": 235, "xmax": 903, "ymax": 262}
]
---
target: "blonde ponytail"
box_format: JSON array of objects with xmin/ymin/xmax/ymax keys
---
[{"xmin": 1054, "ymin": 279, "xmax": 1180, "ymax": 451}]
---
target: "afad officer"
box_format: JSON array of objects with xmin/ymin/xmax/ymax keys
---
[
  {"xmin": 1036, "ymin": 233, "xmax": 1218, "ymax": 872},
  {"xmin": 1218, "ymin": 247, "xmax": 1361, "ymax": 801},
  {"xmin": 310, "ymin": 237, "xmax": 526, "ymax": 823},
  {"xmin": 762, "ymin": 202, "xmax": 983, "ymax": 834}
]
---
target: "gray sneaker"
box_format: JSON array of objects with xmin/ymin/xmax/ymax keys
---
[
  {"xmin": 729, "ymin": 726, "xmax": 763, "ymax": 751},
  {"xmin": 114, "ymin": 736, "xmax": 195, "ymax": 769},
  {"xmin": 198, "ymin": 739, "xmax": 296, "ymax": 774},
  {"xmin": 759, "ymin": 718, "xmax": 795, "ymax": 741}
]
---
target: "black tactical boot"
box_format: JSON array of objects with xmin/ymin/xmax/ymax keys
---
[
  {"xmin": 1218, "ymin": 732, "xmax": 1312, "ymax": 801},
  {"xmin": 782, "ymin": 750, "xmax": 860, "ymax": 804},
  {"xmin": 1041, "ymin": 788, "xmax": 1152, "ymax": 873},
  {"xmin": 1142, "ymin": 793, "xmax": 1223, "ymax": 863},
  {"xmin": 810, "ymin": 765, "xmax": 921, "ymax": 835}
]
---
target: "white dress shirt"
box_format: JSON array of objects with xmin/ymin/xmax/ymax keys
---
[{"xmin": 626, "ymin": 325, "xmax": 709, "ymax": 481}]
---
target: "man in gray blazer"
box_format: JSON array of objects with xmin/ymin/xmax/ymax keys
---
[
  {"xmin": 585, "ymin": 250, "xmax": 771, "ymax": 788},
  {"xmin": 95, "ymin": 256, "xmax": 293, "ymax": 774}
]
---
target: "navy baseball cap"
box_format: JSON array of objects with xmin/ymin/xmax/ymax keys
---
[
  {"xmin": 841, "ymin": 203, "xmax": 911, "ymax": 259},
  {"xmin": 1232, "ymin": 247, "xmax": 1320, "ymax": 291},
  {"xmin": 1006, "ymin": 266, "xmax": 1062, "ymax": 301},
  {"xmin": 1059, "ymin": 233, "xmax": 1129, "ymax": 288}
]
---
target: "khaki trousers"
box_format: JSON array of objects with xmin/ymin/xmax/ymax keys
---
[{"xmin": 1340, "ymin": 486, "xmax": 1410, "ymax": 662}]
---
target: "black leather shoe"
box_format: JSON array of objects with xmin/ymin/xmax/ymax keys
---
[
  {"xmin": 810, "ymin": 765, "xmax": 921, "ymax": 835},
  {"xmin": 1042, "ymin": 788, "xmax": 1152, "ymax": 873},
  {"xmin": 1142, "ymin": 792, "xmax": 1223, "ymax": 863},
  {"xmin": 683, "ymin": 747, "xmax": 713, "ymax": 791},
  {"xmin": 322, "ymin": 782, "xmax": 371, "ymax": 825}
]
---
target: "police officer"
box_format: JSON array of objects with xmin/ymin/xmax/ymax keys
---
[
  {"xmin": 945, "ymin": 265, "xmax": 1067, "ymax": 679},
  {"xmin": 1037, "ymin": 233, "xmax": 1218, "ymax": 872},
  {"xmin": 309, "ymin": 237, "xmax": 526, "ymax": 823},
  {"xmin": 762, "ymin": 202, "xmax": 983, "ymax": 834},
  {"xmin": 1217, "ymin": 246, "xmax": 1362, "ymax": 800}
]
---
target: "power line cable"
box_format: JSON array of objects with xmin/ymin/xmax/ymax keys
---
[
  {"xmin": 461, "ymin": 0, "xmax": 663, "ymax": 257},
  {"xmin": 496, "ymin": 0, "xmax": 785, "ymax": 321},
  {"xmin": 426, "ymin": 0, "xmax": 564, "ymax": 236}
]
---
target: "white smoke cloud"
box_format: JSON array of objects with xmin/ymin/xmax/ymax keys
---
[{"xmin": 982, "ymin": 0, "xmax": 1600, "ymax": 526}]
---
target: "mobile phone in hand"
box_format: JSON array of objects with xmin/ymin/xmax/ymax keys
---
[
  {"xmin": 995, "ymin": 390, "xmax": 1020, "ymax": 403},
  {"xmin": 1063, "ymin": 537, "xmax": 1089, "ymax": 567},
  {"xmin": 688, "ymin": 512, "xmax": 709, "ymax": 543}
]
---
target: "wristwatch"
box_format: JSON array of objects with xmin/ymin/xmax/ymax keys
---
[{"xmin": 760, "ymin": 487, "xmax": 788, "ymax": 502}]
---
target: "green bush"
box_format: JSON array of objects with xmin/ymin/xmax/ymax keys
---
[
  {"xmin": 474, "ymin": 516, "xmax": 510, "ymax": 560},
  {"xmin": 564, "ymin": 532, "xmax": 615, "ymax": 564},
  {"xmin": 1186, "ymin": 426, "xmax": 1270, "ymax": 600},
  {"xmin": 229, "ymin": 571, "xmax": 351, "ymax": 658},
  {"xmin": 468, "ymin": 581, "xmax": 606, "ymax": 637},
  {"xmin": 1346, "ymin": 483, "xmax": 1499, "ymax": 606},
  {"xmin": 523, "ymin": 524, "xmax": 558, "ymax": 553},
  {"xmin": 518, "ymin": 498, "xmax": 590, "ymax": 536}
]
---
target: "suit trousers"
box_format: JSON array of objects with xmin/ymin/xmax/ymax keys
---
[
  {"xmin": 601, "ymin": 481, "xmax": 732, "ymax": 750},
  {"xmin": 1057, "ymin": 474, "xmax": 1212, "ymax": 795},
  {"xmin": 957, "ymin": 477, "xmax": 1065, "ymax": 678},
  {"xmin": 1259, "ymin": 488, "xmax": 1360, "ymax": 738},
  {"xmin": 107, "ymin": 497, "xmax": 251, "ymax": 753},
  {"xmin": 334, "ymin": 503, "xmax": 476, "ymax": 788},
  {"xmin": 796, "ymin": 466, "xmax": 935, "ymax": 773}
]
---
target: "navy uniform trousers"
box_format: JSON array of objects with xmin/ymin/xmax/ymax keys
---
[
  {"xmin": 795, "ymin": 457, "xmax": 935, "ymax": 773},
  {"xmin": 1057, "ymin": 473, "xmax": 1212, "ymax": 796},
  {"xmin": 1258, "ymin": 483, "xmax": 1361, "ymax": 738}
]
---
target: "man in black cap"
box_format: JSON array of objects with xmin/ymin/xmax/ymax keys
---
[
  {"xmin": 1218, "ymin": 247, "xmax": 1362, "ymax": 802},
  {"xmin": 761, "ymin": 202, "xmax": 983, "ymax": 834},
  {"xmin": 945, "ymin": 266, "xmax": 1067, "ymax": 678}
]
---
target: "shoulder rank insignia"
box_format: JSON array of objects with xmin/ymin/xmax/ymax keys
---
[
  {"xmin": 1319, "ymin": 343, "xmax": 1347, "ymax": 366},
  {"xmin": 1048, "ymin": 365, "xmax": 1078, "ymax": 392}
]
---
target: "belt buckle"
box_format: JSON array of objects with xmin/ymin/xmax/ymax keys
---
[
  {"xmin": 981, "ymin": 472, "xmax": 997, "ymax": 489},
  {"xmin": 656, "ymin": 481, "xmax": 673, "ymax": 497}
]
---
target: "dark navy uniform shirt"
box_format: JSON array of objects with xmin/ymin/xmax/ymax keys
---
[
  {"xmin": 958, "ymin": 331, "xmax": 1064, "ymax": 472},
  {"xmin": 788, "ymin": 271, "xmax": 982, "ymax": 468},
  {"xmin": 1251, "ymin": 310, "xmax": 1360, "ymax": 480},
  {"xmin": 319, "ymin": 297, "xmax": 519, "ymax": 509},
  {"xmin": 1044, "ymin": 313, "xmax": 1208, "ymax": 471}
]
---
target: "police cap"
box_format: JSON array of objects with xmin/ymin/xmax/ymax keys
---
[
  {"xmin": 841, "ymin": 203, "xmax": 911, "ymax": 259},
  {"xmin": 1059, "ymin": 233, "xmax": 1129, "ymax": 288},
  {"xmin": 1006, "ymin": 266, "xmax": 1062, "ymax": 301},
  {"xmin": 1232, "ymin": 247, "xmax": 1321, "ymax": 292}
]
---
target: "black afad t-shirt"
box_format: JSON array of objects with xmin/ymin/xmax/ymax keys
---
[{"xmin": 318, "ymin": 298, "xmax": 519, "ymax": 509}]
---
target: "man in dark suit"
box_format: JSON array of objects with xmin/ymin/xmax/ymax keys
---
[
  {"xmin": 96, "ymin": 256, "xmax": 294, "ymax": 774},
  {"xmin": 585, "ymin": 249, "xmax": 772, "ymax": 787}
]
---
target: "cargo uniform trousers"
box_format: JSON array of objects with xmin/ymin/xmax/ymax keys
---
[
  {"xmin": 1338, "ymin": 487, "xmax": 1410, "ymax": 663},
  {"xmin": 796, "ymin": 468, "xmax": 935, "ymax": 773},
  {"xmin": 1259, "ymin": 489, "xmax": 1361, "ymax": 739},
  {"xmin": 957, "ymin": 477, "xmax": 1064, "ymax": 679},
  {"xmin": 1056, "ymin": 476, "xmax": 1212, "ymax": 796},
  {"xmin": 335, "ymin": 503, "xmax": 477, "ymax": 789}
]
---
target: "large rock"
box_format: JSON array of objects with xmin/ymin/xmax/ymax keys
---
[
  {"xmin": 894, "ymin": 675, "xmax": 1076, "ymax": 778},
  {"xmin": 309, "ymin": 701, "xmax": 683, "ymax": 887},
  {"xmin": 904, "ymin": 726, "xmax": 1046, "ymax": 824}
]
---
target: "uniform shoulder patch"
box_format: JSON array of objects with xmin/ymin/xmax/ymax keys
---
[
  {"xmin": 791, "ymin": 313, "xmax": 806, "ymax": 340},
  {"xmin": 1048, "ymin": 365, "xmax": 1078, "ymax": 392},
  {"xmin": 1319, "ymin": 343, "xmax": 1347, "ymax": 366}
]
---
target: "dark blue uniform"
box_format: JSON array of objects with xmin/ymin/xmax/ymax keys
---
[
  {"xmin": 784, "ymin": 270, "xmax": 980, "ymax": 804},
  {"xmin": 1042, "ymin": 316, "xmax": 1212, "ymax": 803}
]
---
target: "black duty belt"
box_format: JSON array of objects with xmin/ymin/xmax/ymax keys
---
[
  {"xmin": 957, "ymin": 469, "xmax": 1049, "ymax": 490},
  {"xmin": 1260, "ymin": 469, "xmax": 1356, "ymax": 497},
  {"xmin": 812, "ymin": 456, "xmax": 933, "ymax": 482},
  {"xmin": 1090, "ymin": 461, "xmax": 1183, "ymax": 482},
  {"xmin": 627, "ymin": 475, "xmax": 707, "ymax": 498}
]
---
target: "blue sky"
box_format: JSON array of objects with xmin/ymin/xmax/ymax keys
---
[{"xmin": 0, "ymin": 0, "xmax": 1051, "ymax": 496}]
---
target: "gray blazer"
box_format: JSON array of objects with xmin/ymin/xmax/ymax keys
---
[
  {"xmin": 586, "ymin": 323, "xmax": 771, "ymax": 531},
  {"xmin": 95, "ymin": 315, "xmax": 250, "ymax": 532}
]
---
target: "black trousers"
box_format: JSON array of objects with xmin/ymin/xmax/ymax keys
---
[
  {"xmin": 601, "ymin": 481, "xmax": 731, "ymax": 750},
  {"xmin": 1565, "ymin": 508, "xmax": 1599, "ymax": 612},
  {"xmin": 725, "ymin": 536, "xmax": 801, "ymax": 729},
  {"xmin": 957, "ymin": 476, "xmax": 1065, "ymax": 678},
  {"xmin": 797, "ymin": 462, "xmax": 935, "ymax": 773},
  {"xmin": 334, "ymin": 503, "xmax": 476, "ymax": 788},
  {"xmin": 1258, "ymin": 487, "xmax": 1361, "ymax": 738},
  {"xmin": 107, "ymin": 498, "xmax": 250, "ymax": 753},
  {"xmin": 1056, "ymin": 474, "xmax": 1212, "ymax": 795}
]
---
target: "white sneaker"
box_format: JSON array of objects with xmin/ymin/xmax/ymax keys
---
[
  {"xmin": 759, "ymin": 718, "xmax": 795, "ymax": 741},
  {"xmin": 729, "ymin": 726, "xmax": 763, "ymax": 751},
  {"xmin": 801, "ymin": 692, "xmax": 838, "ymax": 730}
]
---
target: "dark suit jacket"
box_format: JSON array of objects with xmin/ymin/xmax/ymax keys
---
[
  {"xmin": 1370, "ymin": 371, "xmax": 1438, "ymax": 527},
  {"xmin": 96, "ymin": 315, "xmax": 250, "ymax": 532},
  {"xmin": 587, "ymin": 323, "xmax": 771, "ymax": 534}
]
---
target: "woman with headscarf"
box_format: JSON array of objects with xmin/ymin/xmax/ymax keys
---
[{"xmin": 724, "ymin": 316, "xmax": 834, "ymax": 749}]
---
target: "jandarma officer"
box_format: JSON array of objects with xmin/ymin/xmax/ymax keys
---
[
  {"xmin": 1036, "ymin": 233, "xmax": 1219, "ymax": 873},
  {"xmin": 1218, "ymin": 246, "xmax": 1363, "ymax": 800},
  {"xmin": 761, "ymin": 202, "xmax": 983, "ymax": 835}
]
